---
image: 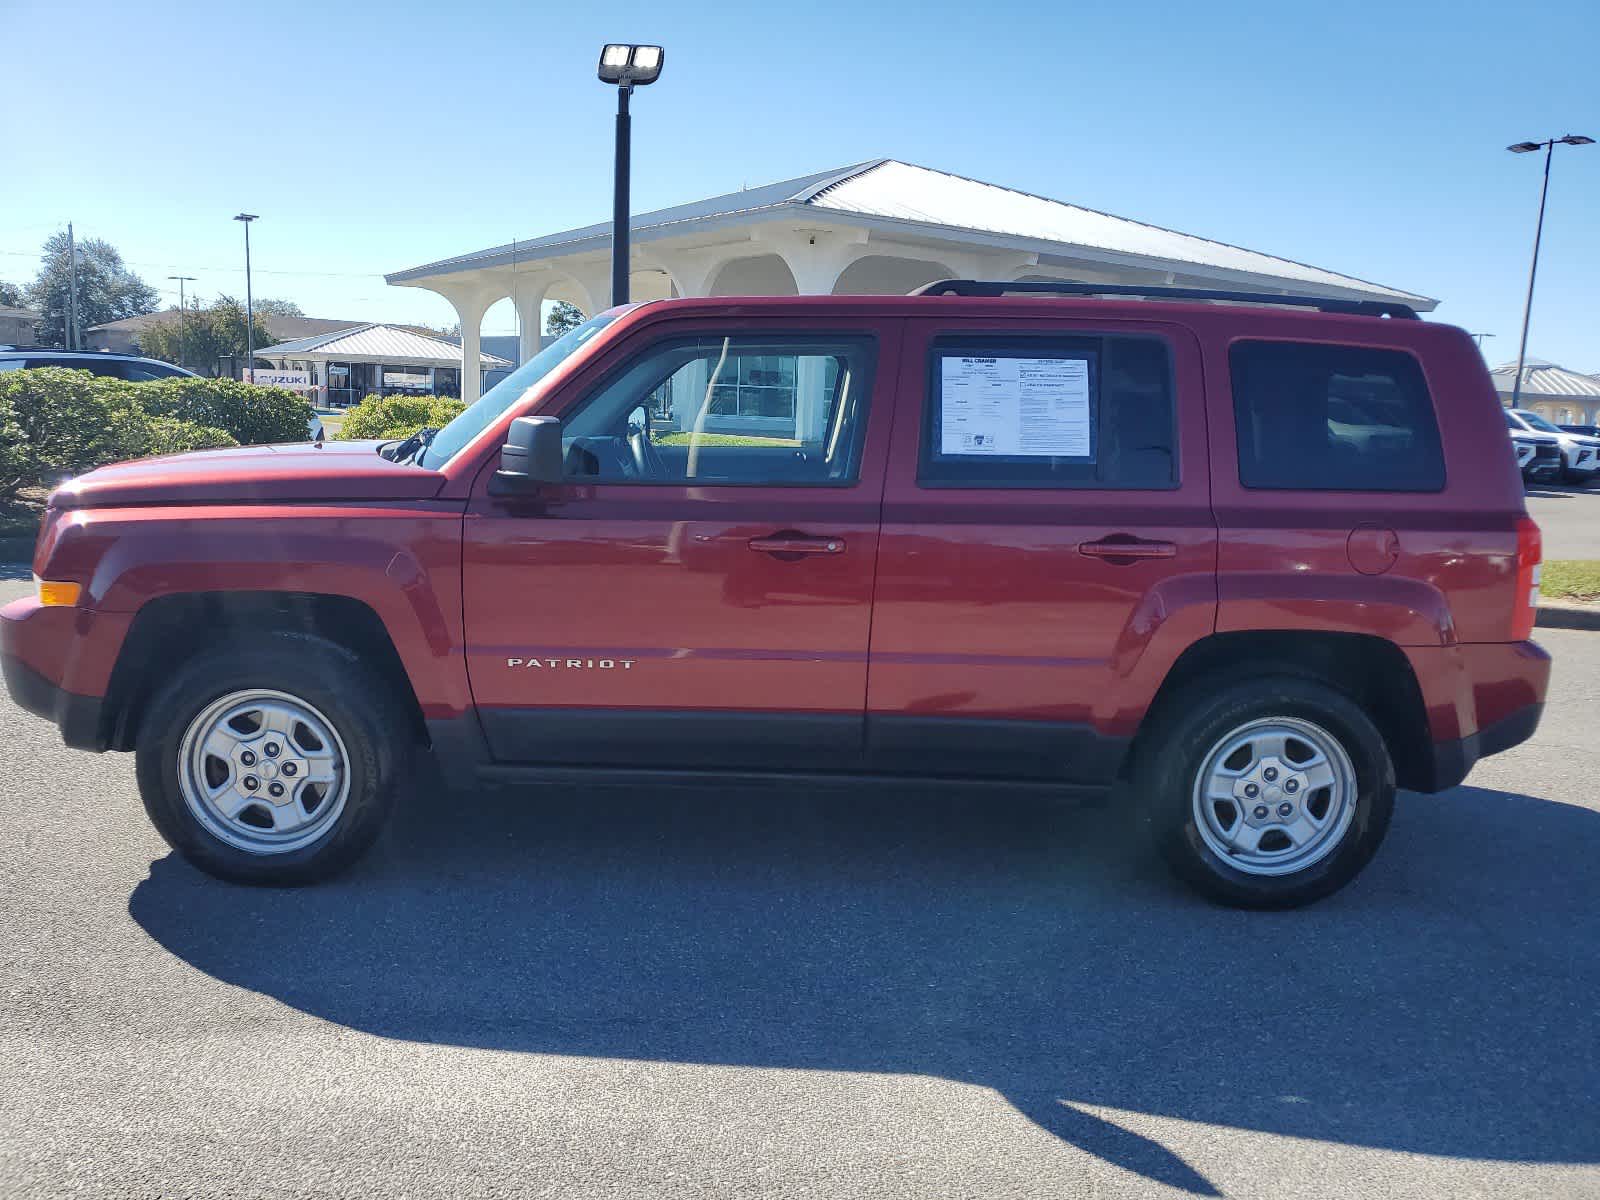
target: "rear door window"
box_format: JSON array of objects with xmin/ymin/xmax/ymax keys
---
[
  {"xmin": 1230, "ymin": 341, "xmax": 1444, "ymax": 491},
  {"xmin": 919, "ymin": 334, "xmax": 1176, "ymax": 488}
]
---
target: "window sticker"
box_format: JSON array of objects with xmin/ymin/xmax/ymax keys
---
[{"xmin": 939, "ymin": 356, "xmax": 1092, "ymax": 458}]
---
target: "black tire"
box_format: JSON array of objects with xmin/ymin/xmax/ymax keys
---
[
  {"xmin": 1134, "ymin": 675, "xmax": 1395, "ymax": 909},
  {"xmin": 134, "ymin": 631, "xmax": 412, "ymax": 885}
]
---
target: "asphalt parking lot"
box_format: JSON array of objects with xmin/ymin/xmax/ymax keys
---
[
  {"xmin": 1527, "ymin": 481, "xmax": 1600, "ymax": 559},
  {"xmin": 2, "ymin": 574, "xmax": 1598, "ymax": 1200}
]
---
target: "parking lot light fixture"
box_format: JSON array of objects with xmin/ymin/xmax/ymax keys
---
[
  {"xmin": 597, "ymin": 44, "xmax": 665, "ymax": 307},
  {"xmin": 1506, "ymin": 135, "xmax": 1592, "ymax": 409}
]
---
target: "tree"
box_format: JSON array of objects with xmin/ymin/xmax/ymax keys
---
[
  {"xmin": 23, "ymin": 232, "xmax": 159, "ymax": 348},
  {"xmin": 0, "ymin": 281, "xmax": 24, "ymax": 308},
  {"xmin": 253, "ymin": 298, "xmax": 304, "ymax": 318},
  {"xmin": 136, "ymin": 295, "xmax": 269, "ymax": 373},
  {"xmin": 545, "ymin": 301, "xmax": 585, "ymax": 338}
]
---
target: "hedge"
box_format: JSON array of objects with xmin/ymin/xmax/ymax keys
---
[
  {"xmin": 136, "ymin": 375, "xmax": 312, "ymax": 445},
  {"xmin": 0, "ymin": 368, "xmax": 258, "ymax": 503},
  {"xmin": 337, "ymin": 394, "xmax": 466, "ymax": 442}
]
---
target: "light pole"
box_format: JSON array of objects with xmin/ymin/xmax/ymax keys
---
[
  {"xmin": 167, "ymin": 275, "xmax": 195, "ymax": 368},
  {"xmin": 233, "ymin": 213, "xmax": 259, "ymax": 380},
  {"xmin": 597, "ymin": 44, "xmax": 664, "ymax": 306},
  {"xmin": 1505, "ymin": 135, "xmax": 1593, "ymax": 408}
]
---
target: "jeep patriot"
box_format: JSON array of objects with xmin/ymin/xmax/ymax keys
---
[{"xmin": 1, "ymin": 282, "xmax": 1550, "ymax": 907}]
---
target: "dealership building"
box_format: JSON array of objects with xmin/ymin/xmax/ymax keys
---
[
  {"xmin": 252, "ymin": 323, "xmax": 511, "ymax": 407},
  {"xmin": 385, "ymin": 157, "xmax": 1436, "ymax": 426}
]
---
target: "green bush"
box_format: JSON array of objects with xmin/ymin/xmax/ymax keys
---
[
  {"xmin": 123, "ymin": 415, "xmax": 237, "ymax": 459},
  {"xmin": 337, "ymin": 394, "xmax": 466, "ymax": 441},
  {"xmin": 0, "ymin": 368, "xmax": 239, "ymax": 502},
  {"xmin": 137, "ymin": 376, "xmax": 310, "ymax": 445}
]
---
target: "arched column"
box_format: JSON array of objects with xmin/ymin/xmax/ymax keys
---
[
  {"xmin": 509, "ymin": 275, "xmax": 555, "ymax": 365},
  {"xmin": 643, "ymin": 246, "xmax": 745, "ymax": 298},
  {"xmin": 760, "ymin": 228, "xmax": 871, "ymax": 295},
  {"xmin": 434, "ymin": 281, "xmax": 506, "ymax": 405}
]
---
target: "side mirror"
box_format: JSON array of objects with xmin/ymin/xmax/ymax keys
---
[{"xmin": 490, "ymin": 416, "xmax": 564, "ymax": 495}]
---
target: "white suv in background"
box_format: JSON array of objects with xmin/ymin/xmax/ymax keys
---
[{"xmin": 1508, "ymin": 408, "xmax": 1600, "ymax": 484}]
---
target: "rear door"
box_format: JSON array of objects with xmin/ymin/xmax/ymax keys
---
[
  {"xmin": 462, "ymin": 314, "xmax": 904, "ymax": 768},
  {"xmin": 866, "ymin": 315, "xmax": 1216, "ymax": 780}
]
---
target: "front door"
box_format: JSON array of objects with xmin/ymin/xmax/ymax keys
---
[
  {"xmin": 463, "ymin": 316, "xmax": 903, "ymax": 768},
  {"xmin": 866, "ymin": 315, "xmax": 1216, "ymax": 781}
]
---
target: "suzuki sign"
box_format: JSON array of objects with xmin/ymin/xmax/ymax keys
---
[{"xmin": 244, "ymin": 369, "xmax": 312, "ymax": 391}]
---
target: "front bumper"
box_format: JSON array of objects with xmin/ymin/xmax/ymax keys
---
[
  {"xmin": 1, "ymin": 652, "xmax": 106, "ymax": 750},
  {"xmin": 1, "ymin": 595, "xmax": 129, "ymax": 751}
]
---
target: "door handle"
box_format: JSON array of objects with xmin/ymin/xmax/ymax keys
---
[
  {"xmin": 748, "ymin": 533, "xmax": 846, "ymax": 556},
  {"xmin": 1079, "ymin": 536, "xmax": 1178, "ymax": 561}
]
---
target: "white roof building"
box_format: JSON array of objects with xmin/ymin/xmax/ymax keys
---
[
  {"xmin": 255, "ymin": 323, "xmax": 511, "ymax": 405},
  {"xmin": 386, "ymin": 158, "xmax": 1435, "ymax": 404},
  {"xmin": 1490, "ymin": 359, "xmax": 1600, "ymax": 424}
]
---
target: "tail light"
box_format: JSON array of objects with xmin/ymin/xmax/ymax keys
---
[{"xmin": 1512, "ymin": 516, "xmax": 1542, "ymax": 641}]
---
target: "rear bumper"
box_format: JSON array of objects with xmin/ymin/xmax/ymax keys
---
[
  {"xmin": 1406, "ymin": 639, "xmax": 1549, "ymax": 793},
  {"xmin": 1423, "ymin": 700, "xmax": 1543, "ymax": 793},
  {"xmin": 1, "ymin": 652, "xmax": 106, "ymax": 750}
]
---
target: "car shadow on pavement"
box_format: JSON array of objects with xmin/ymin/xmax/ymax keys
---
[{"xmin": 129, "ymin": 779, "xmax": 1600, "ymax": 1194}]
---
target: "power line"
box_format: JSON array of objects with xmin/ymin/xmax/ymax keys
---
[{"xmin": 0, "ymin": 247, "xmax": 388, "ymax": 280}]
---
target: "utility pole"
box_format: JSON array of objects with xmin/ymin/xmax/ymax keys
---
[
  {"xmin": 168, "ymin": 276, "xmax": 196, "ymax": 368},
  {"xmin": 66, "ymin": 223, "xmax": 80, "ymax": 351},
  {"xmin": 233, "ymin": 213, "xmax": 258, "ymax": 380}
]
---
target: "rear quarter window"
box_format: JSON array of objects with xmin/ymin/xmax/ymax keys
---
[{"xmin": 1230, "ymin": 340, "xmax": 1445, "ymax": 492}]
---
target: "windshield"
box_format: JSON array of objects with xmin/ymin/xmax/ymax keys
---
[
  {"xmin": 418, "ymin": 314, "xmax": 617, "ymax": 469},
  {"xmin": 1514, "ymin": 410, "xmax": 1562, "ymax": 434}
]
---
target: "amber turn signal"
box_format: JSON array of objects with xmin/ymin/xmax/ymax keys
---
[{"xmin": 35, "ymin": 579, "xmax": 81, "ymax": 607}]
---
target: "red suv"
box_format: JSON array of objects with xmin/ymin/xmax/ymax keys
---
[{"xmin": 1, "ymin": 283, "xmax": 1549, "ymax": 907}]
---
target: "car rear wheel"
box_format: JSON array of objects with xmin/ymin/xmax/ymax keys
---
[
  {"xmin": 135, "ymin": 632, "xmax": 410, "ymax": 885},
  {"xmin": 1135, "ymin": 676, "xmax": 1395, "ymax": 908}
]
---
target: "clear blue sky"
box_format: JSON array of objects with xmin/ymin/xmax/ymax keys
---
[{"xmin": 4, "ymin": 0, "xmax": 1596, "ymax": 367}]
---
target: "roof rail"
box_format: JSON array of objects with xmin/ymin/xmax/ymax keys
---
[{"xmin": 911, "ymin": 279, "xmax": 1418, "ymax": 320}]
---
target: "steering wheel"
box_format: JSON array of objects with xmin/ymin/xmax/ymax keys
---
[{"xmin": 629, "ymin": 424, "xmax": 670, "ymax": 480}]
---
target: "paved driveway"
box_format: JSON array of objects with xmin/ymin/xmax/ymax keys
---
[{"xmin": 1, "ymin": 575, "xmax": 1597, "ymax": 1199}]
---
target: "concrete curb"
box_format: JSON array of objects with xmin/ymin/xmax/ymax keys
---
[{"xmin": 1536, "ymin": 601, "xmax": 1600, "ymax": 631}]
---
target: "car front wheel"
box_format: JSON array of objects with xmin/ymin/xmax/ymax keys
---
[
  {"xmin": 135, "ymin": 632, "xmax": 410, "ymax": 885},
  {"xmin": 1136, "ymin": 676, "xmax": 1395, "ymax": 908}
]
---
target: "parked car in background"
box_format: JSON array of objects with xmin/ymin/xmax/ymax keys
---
[
  {"xmin": 0, "ymin": 350, "xmax": 323, "ymax": 441},
  {"xmin": 1505, "ymin": 410, "xmax": 1562, "ymax": 484},
  {"xmin": 1558, "ymin": 423, "xmax": 1600, "ymax": 438},
  {"xmin": 0, "ymin": 348, "xmax": 194, "ymax": 382},
  {"xmin": 1, "ymin": 285, "xmax": 1549, "ymax": 909},
  {"xmin": 1508, "ymin": 409, "xmax": 1600, "ymax": 484}
]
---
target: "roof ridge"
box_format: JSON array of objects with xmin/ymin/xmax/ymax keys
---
[{"xmin": 792, "ymin": 158, "xmax": 891, "ymax": 203}]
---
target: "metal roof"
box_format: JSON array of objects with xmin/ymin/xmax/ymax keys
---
[
  {"xmin": 1489, "ymin": 360, "xmax": 1600, "ymax": 400},
  {"xmin": 87, "ymin": 308, "xmax": 370, "ymax": 341},
  {"xmin": 255, "ymin": 323, "xmax": 511, "ymax": 367},
  {"xmin": 0, "ymin": 305, "xmax": 40, "ymax": 320},
  {"xmin": 387, "ymin": 158, "xmax": 1431, "ymax": 307}
]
